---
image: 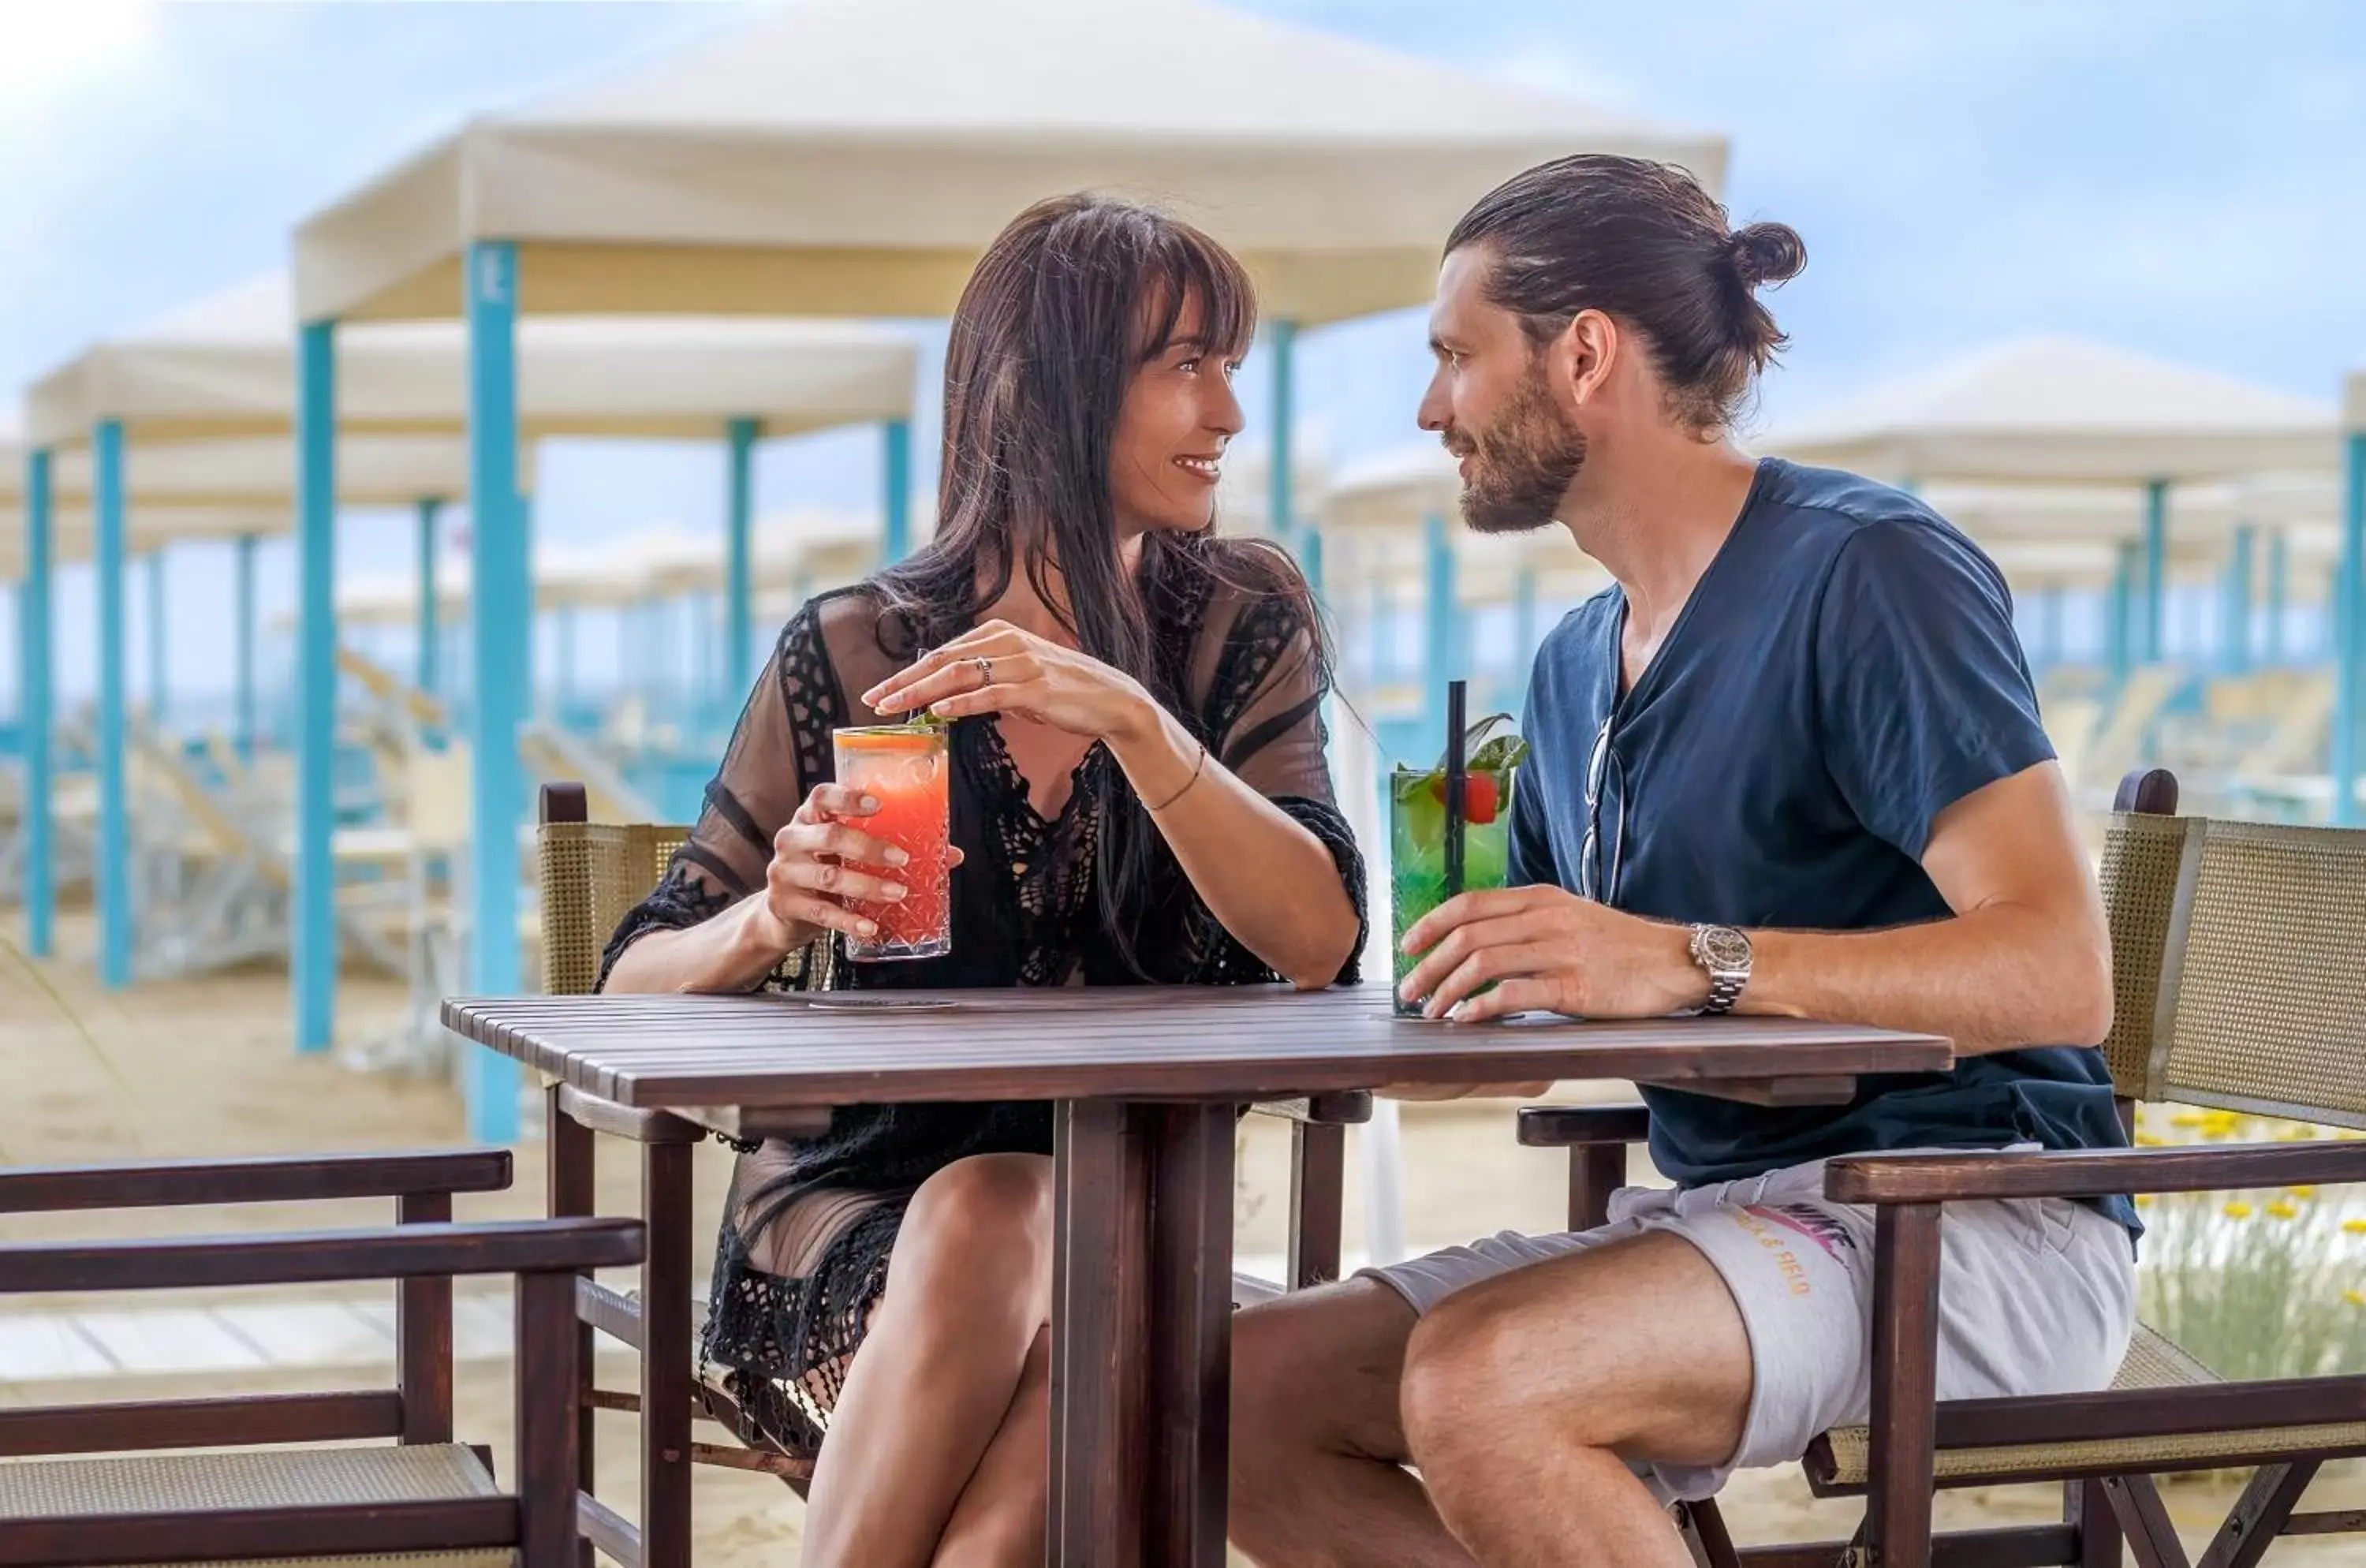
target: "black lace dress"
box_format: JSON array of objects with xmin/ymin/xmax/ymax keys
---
[{"xmin": 597, "ymin": 570, "xmax": 1364, "ymax": 1451}]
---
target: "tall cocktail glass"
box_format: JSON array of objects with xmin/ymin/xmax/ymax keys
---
[
  {"xmin": 832, "ymin": 724, "xmax": 953, "ymax": 961},
  {"xmin": 1389, "ymin": 761, "xmax": 1512, "ymax": 1016}
]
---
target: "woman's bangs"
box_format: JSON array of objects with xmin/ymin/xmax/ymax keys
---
[{"xmin": 1136, "ymin": 225, "xmax": 1257, "ymax": 364}]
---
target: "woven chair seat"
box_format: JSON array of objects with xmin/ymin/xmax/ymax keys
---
[
  {"xmin": 0, "ymin": 1443, "xmax": 509, "ymax": 1566},
  {"xmin": 1815, "ymin": 1322, "xmax": 2366, "ymax": 1488}
]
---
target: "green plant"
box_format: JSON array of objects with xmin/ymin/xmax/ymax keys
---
[{"xmin": 2133, "ymin": 1106, "xmax": 2366, "ymax": 1382}]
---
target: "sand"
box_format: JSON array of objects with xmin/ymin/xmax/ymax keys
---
[{"xmin": 7, "ymin": 913, "xmax": 2366, "ymax": 1563}]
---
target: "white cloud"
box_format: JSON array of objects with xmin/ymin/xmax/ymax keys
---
[{"xmin": 0, "ymin": 0, "xmax": 161, "ymax": 103}]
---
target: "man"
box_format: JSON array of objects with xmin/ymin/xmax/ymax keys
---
[{"xmin": 1227, "ymin": 154, "xmax": 2137, "ymax": 1568}]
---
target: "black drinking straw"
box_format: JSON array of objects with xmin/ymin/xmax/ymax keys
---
[{"xmin": 1443, "ymin": 679, "xmax": 1468, "ymax": 900}]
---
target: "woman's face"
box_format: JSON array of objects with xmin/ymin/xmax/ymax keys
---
[{"xmin": 1107, "ymin": 301, "xmax": 1247, "ymax": 539}]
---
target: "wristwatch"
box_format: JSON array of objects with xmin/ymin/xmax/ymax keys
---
[{"xmin": 1688, "ymin": 924, "xmax": 1753, "ymax": 1015}]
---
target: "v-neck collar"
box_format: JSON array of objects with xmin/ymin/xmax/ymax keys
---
[{"xmin": 1599, "ymin": 457, "xmax": 1778, "ymax": 718}]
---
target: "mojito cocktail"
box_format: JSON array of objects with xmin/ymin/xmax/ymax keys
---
[
  {"xmin": 833, "ymin": 724, "xmax": 953, "ymax": 961},
  {"xmin": 1390, "ymin": 761, "xmax": 1513, "ymax": 1017}
]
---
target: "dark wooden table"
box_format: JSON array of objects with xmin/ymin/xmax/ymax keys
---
[{"xmin": 444, "ymin": 984, "xmax": 1951, "ymax": 1568}]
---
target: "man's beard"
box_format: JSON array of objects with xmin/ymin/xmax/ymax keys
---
[{"xmin": 1449, "ymin": 365, "xmax": 1588, "ymax": 536}]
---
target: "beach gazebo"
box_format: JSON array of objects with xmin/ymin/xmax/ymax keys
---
[
  {"xmin": 1762, "ymin": 336, "xmax": 2338, "ymax": 670},
  {"xmin": 2339, "ymin": 373, "xmax": 2366, "ymax": 820},
  {"xmin": 19, "ymin": 273, "xmax": 917, "ymax": 1050},
  {"xmin": 287, "ymin": 0, "xmax": 1726, "ymax": 1134}
]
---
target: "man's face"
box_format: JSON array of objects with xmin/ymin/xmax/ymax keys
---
[{"xmin": 1417, "ymin": 245, "xmax": 1588, "ymax": 536}]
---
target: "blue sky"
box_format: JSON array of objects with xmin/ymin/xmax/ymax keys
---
[{"xmin": 6, "ymin": 0, "xmax": 2364, "ymax": 714}]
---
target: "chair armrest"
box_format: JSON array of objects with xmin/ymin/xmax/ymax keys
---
[
  {"xmin": 0, "ymin": 1150, "xmax": 512, "ymax": 1215},
  {"xmin": 0, "ymin": 1217, "xmax": 644, "ymax": 1295},
  {"xmin": 1517, "ymin": 1104, "xmax": 1652, "ymax": 1148},
  {"xmin": 1824, "ymin": 1142, "xmax": 2366, "ymax": 1205},
  {"xmin": 1249, "ymin": 1092, "xmax": 1375, "ymax": 1126}
]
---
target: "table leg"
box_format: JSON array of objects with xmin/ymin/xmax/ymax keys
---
[
  {"xmin": 641, "ymin": 1141, "xmax": 694, "ymax": 1568},
  {"xmin": 1048, "ymin": 1100, "xmax": 1236, "ymax": 1568}
]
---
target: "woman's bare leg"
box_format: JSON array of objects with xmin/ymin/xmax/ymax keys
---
[
  {"xmin": 930, "ymin": 1325, "xmax": 1051, "ymax": 1568},
  {"xmin": 797, "ymin": 1154, "xmax": 1054, "ymax": 1568}
]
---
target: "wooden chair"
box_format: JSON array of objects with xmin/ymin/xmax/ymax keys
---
[
  {"xmin": 1524, "ymin": 767, "xmax": 2366, "ymax": 1566},
  {"xmin": 0, "ymin": 1148, "xmax": 640, "ymax": 1568},
  {"xmin": 532, "ymin": 781, "xmax": 1368, "ymax": 1568}
]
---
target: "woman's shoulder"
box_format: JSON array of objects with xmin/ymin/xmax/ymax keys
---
[{"xmin": 1177, "ymin": 536, "xmax": 1316, "ymax": 640}]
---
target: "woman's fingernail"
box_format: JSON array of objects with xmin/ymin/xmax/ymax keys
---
[
  {"xmin": 859, "ymin": 920, "xmax": 879, "ymax": 938},
  {"xmin": 883, "ymin": 884, "xmax": 908, "ymax": 901},
  {"xmin": 861, "ymin": 796, "xmax": 880, "ymax": 812},
  {"xmin": 885, "ymin": 846, "xmax": 909, "ymax": 866}
]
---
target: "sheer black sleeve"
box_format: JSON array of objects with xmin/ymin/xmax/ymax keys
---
[
  {"xmin": 1186, "ymin": 583, "xmax": 1368, "ymax": 986},
  {"xmin": 596, "ymin": 598, "xmax": 847, "ymax": 990}
]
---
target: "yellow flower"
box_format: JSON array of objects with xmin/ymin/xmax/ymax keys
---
[
  {"xmin": 2275, "ymin": 1126, "xmax": 2319, "ymax": 1142},
  {"xmin": 2288, "ymin": 1186, "xmax": 2319, "ymax": 1200},
  {"xmin": 2343, "ymin": 1218, "xmax": 2366, "ymax": 1236},
  {"xmin": 2135, "ymin": 1194, "xmax": 2155, "ymax": 1209},
  {"xmin": 2268, "ymin": 1200, "xmax": 2300, "ymax": 1220},
  {"xmin": 2170, "ymin": 1112, "xmax": 2207, "ymax": 1128},
  {"xmin": 2225, "ymin": 1201, "xmax": 2256, "ymax": 1220},
  {"xmin": 2134, "ymin": 1133, "xmax": 2166, "ymax": 1147},
  {"xmin": 2348, "ymin": 1289, "xmax": 2366, "ymax": 1309}
]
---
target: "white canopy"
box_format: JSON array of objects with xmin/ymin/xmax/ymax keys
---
[
  {"xmin": 1925, "ymin": 475, "xmax": 2337, "ymax": 547},
  {"xmin": 1759, "ymin": 337, "xmax": 2338, "ymax": 485},
  {"xmin": 27, "ymin": 273, "xmax": 920, "ymax": 446},
  {"xmin": 290, "ymin": 0, "xmax": 1725, "ymax": 327},
  {"xmin": 2347, "ymin": 371, "xmax": 2366, "ymax": 431}
]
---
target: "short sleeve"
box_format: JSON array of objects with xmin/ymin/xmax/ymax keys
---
[
  {"xmin": 596, "ymin": 599, "xmax": 845, "ymax": 987},
  {"xmin": 1814, "ymin": 520, "xmax": 2054, "ymax": 861}
]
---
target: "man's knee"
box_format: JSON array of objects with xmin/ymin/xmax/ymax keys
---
[{"xmin": 1231, "ymin": 1280, "xmax": 1415, "ymax": 1474}]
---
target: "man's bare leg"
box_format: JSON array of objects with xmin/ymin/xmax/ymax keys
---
[
  {"xmin": 1401, "ymin": 1231, "xmax": 1753, "ymax": 1568},
  {"xmin": 1230, "ymin": 1279, "xmax": 1469, "ymax": 1567},
  {"xmin": 1230, "ymin": 1231, "xmax": 1754, "ymax": 1568}
]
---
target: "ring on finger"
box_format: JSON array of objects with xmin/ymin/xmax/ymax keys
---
[{"xmin": 971, "ymin": 655, "xmax": 994, "ymax": 684}]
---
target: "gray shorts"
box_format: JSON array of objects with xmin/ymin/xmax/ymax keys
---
[{"xmin": 1361, "ymin": 1150, "xmax": 2137, "ymax": 1503}]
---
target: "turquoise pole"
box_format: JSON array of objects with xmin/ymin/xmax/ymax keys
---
[
  {"xmin": 22, "ymin": 447, "xmax": 52, "ymax": 957},
  {"xmin": 144, "ymin": 550, "xmax": 168, "ymax": 729},
  {"xmin": 2107, "ymin": 541, "xmax": 2135, "ymax": 693},
  {"xmin": 726, "ymin": 417, "xmax": 758, "ymax": 693},
  {"xmin": 2264, "ymin": 529, "xmax": 2289, "ymax": 666},
  {"xmin": 234, "ymin": 534, "xmax": 258, "ymax": 756},
  {"xmin": 882, "ymin": 418, "xmax": 912, "ymax": 563},
  {"xmin": 1423, "ymin": 513, "xmax": 1457, "ymax": 737},
  {"xmin": 294, "ymin": 322, "xmax": 338, "ymax": 1051},
  {"xmin": 1267, "ymin": 317, "xmax": 1300, "ymax": 564},
  {"xmin": 1512, "ymin": 567, "xmax": 1538, "ymax": 706},
  {"xmin": 416, "ymin": 498, "xmax": 442, "ymax": 698},
  {"xmin": 1365, "ymin": 579, "xmax": 1388, "ymax": 687},
  {"xmin": 2332, "ymin": 433, "xmax": 2366, "ymax": 827},
  {"xmin": 2141, "ymin": 479, "xmax": 2168, "ymax": 663},
  {"xmin": 465, "ymin": 241, "xmax": 525, "ymax": 1143},
  {"xmin": 2222, "ymin": 525, "xmax": 2254, "ymax": 676},
  {"xmin": 93, "ymin": 420, "xmax": 130, "ymax": 989}
]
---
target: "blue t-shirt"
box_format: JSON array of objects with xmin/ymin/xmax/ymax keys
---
[{"xmin": 1512, "ymin": 458, "xmax": 2134, "ymax": 1228}]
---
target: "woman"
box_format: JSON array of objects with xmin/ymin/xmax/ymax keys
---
[{"xmin": 599, "ymin": 193, "xmax": 1365, "ymax": 1567}]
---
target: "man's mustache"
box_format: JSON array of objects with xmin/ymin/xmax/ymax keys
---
[{"xmin": 1439, "ymin": 430, "xmax": 1478, "ymax": 461}]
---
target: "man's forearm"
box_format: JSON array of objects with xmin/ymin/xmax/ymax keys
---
[{"xmin": 1732, "ymin": 902, "xmax": 2114, "ymax": 1055}]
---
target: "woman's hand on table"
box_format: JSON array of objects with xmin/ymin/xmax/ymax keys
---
[
  {"xmin": 863, "ymin": 620, "xmax": 1157, "ymax": 744},
  {"xmin": 1396, "ymin": 884, "xmax": 1703, "ymax": 1023},
  {"xmin": 743, "ymin": 782, "xmax": 965, "ymax": 954}
]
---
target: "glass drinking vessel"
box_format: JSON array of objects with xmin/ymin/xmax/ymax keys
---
[
  {"xmin": 1389, "ymin": 761, "xmax": 1512, "ymax": 1016},
  {"xmin": 832, "ymin": 724, "xmax": 953, "ymax": 961}
]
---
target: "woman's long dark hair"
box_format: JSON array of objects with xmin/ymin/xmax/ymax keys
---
[{"xmin": 875, "ymin": 192, "xmax": 1331, "ymax": 974}]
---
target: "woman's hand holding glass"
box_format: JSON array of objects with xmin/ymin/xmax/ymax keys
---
[
  {"xmin": 752, "ymin": 782, "xmax": 965, "ymax": 953},
  {"xmin": 862, "ymin": 620, "xmax": 1155, "ymax": 744}
]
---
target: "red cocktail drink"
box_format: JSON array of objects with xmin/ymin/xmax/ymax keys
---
[{"xmin": 832, "ymin": 724, "xmax": 953, "ymax": 961}]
